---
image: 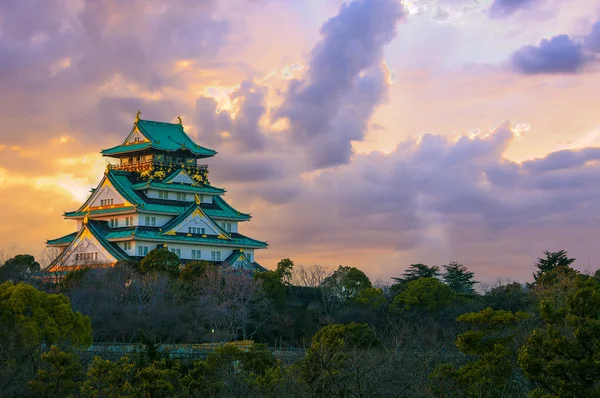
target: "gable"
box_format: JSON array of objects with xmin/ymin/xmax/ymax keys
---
[
  {"xmin": 165, "ymin": 207, "xmax": 229, "ymax": 239},
  {"xmin": 172, "ymin": 209, "xmax": 222, "ymax": 235},
  {"xmin": 57, "ymin": 228, "xmax": 118, "ymax": 267},
  {"xmin": 230, "ymin": 254, "xmax": 254, "ymax": 271},
  {"xmin": 85, "ymin": 179, "xmax": 133, "ymax": 209},
  {"xmin": 164, "ymin": 169, "xmax": 197, "ymax": 185},
  {"xmin": 126, "ymin": 126, "xmax": 150, "ymax": 145}
]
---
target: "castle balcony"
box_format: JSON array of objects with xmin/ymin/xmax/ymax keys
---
[{"xmin": 108, "ymin": 160, "xmax": 208, "ymax": 173}]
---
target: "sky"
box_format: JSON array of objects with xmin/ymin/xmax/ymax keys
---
[{"xmin": 1, "ymin": 0, "xmax": 600, "ymax": 283}]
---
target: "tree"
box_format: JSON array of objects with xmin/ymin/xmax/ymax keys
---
[
  {"xmin": 0, "ymin": 282, "xmax": 91, "ymax": 396},
  {"xmin": 28, "ymin": 345, "xmax": 83, "ymax": 398},
  {"xmin": 443, "ymin": 262, "xmax": 477, "ymax": 294},
  {"xmin": 519, "ymin": 277, "xmax": 600, "ymax": 397},
  {"xmin": 80, "ymin": 356, "xmax": 135, "ymax": 398},
  {"xmin": 533, "ymin": 250, "xmax": 575, "ymax": 282},
  {"xmin": 322, "ymin": 265, "xmax": 372, "ymax": 301},
  {"xmin": 0, "ymin": 282, "xmax": 92, "ymax": 350},
  {"xmin": 140, "ymin": 248, "xmax": 180, "ymax": 277},
  {"xmin": 392, "ymin": 263, "xmax": 440, "ymax": 285},
  {"xmin": 203, "ymin": 267, "xmax": 268, "ymax": 341},
  {"xmin": 392, "ymin": 277, "xmax": 455, "ymax": 313},
  {"xmin": 300, "ymin": 323, "xmax": 381, "ymax": 397},
  {"xmin": 430, "ymin": 308, "xmax": 530, "ymax": 398},
  {"xmin": 275, "ymin": 258, "xmax": 294, "ymax": 285},
  {"xmin": 179, "ymin": 260, "xmax": 213, "ymax": 280},
  {"xmin": 0, "ymin": 254, "xmax": 40, "ymax": 282},
  {"xmin": 254, "ymin": 270, "xmax": 286, "ymax": 306},
  {"xmin": 483, "ymin": 282, "xmax": 532, "ymax": 313},
  {"xmin": 354, "ymin": 287, "xmax": 387, "ymax": 310}
]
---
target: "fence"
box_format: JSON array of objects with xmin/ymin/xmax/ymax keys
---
[{"xmin": 66, "ymin": 342, "xmax": 308, "ymax": 364}]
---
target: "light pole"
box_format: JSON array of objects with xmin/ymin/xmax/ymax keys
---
[{"xmin": 211, "ymin": 329, "xmax": 215, "ymax": 349}]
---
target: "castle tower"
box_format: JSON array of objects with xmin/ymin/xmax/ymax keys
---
[{"xmin": 46, "ymin": 113, "xmax": 268, "ymax": 273}]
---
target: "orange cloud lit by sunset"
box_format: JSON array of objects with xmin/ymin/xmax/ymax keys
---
[{"xmin": 1, "ymin": 0, "xmax": 600, "ymax": 282}]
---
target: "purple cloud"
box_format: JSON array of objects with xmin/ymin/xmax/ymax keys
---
[
  {"xmin": 511, "ymin": 35, "xmax": 591, "ymax": 74},
  {"xmin": 584, "ymin": 20, "xmax": 600, "ymax": 53},
  {"xmin": 276, "ymin": 0, "xmax": 403, "ymax": 169},
  {"xmin": 489, "ymin": 0, "xmax": 537, "ymax": 18}
]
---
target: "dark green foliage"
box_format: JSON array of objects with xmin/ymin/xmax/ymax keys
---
[
  {"xmin": 179, "ymin": 259, "xmax": 213, "ymax": 280},
  {"xmin": 28, "ymin": 345, "xmax": 84, "ymax": 397},
  {"xmin": 393, "ymin": 263, "xmax": 440, "ymax": 284},
  {"xmin": 0, "ymin": 282, "xmax": 91, "ymax": 396},
  {"xmin": 392, "ymin": 277, "xmax": 456, "ymax": 313},
  {"xmin": 275, "ymin": 258, "xmax": 294, "ymax": 285},
  {"xmin": 431, "ymin": 308, "xmax": 530, "ymax": 397},
  {"xmin": 322, "ymin": 265, "xmax": 372, "ymax": 300},
  {"xmin": 80, "ymin": 356, "xmax": 135, "ymax": 397},
  {"xmin": 443, "ymin": 262, "xmax": 477, "ymax": 294},
  {"xmin": 519, "ymin": 277, "xmax": 600, "ymax": 397},
  {"xmin": 354, "ymin": 287, "xmax": 387, "ymax": 310},
  {"xmin": 300, "ymin": 323, "xmax": 380, "ymax": 396},
  {"xmin": 484, "ymin": 282, "xmax": 532, "ymax": 312},
  {"xmin": 533, "ymin": 250, "xmax": 575, "ymax": 282},
  {"xmin": 254, "ymin": 269, "xmax": 286, "ymax": 306},
  {"xmin": 140, "ymin": 248, "xmax": 180, "ymax": 277},
  {"xmin": 0, "ymin": 254, "xmax": 40, "ymax": 283},
  {"xmin": 3, "ymin": 248, "xmax": 599, "ymax": 397}
]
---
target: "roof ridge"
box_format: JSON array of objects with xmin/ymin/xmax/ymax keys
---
[{"xmin": 138, "ymin": 118, "xmax": 179, "ymax": 126}]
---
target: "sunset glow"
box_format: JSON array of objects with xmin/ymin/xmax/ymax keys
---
[{"xmin": 0, "ymin": 0, "xmax": 599, "ymax": 283}]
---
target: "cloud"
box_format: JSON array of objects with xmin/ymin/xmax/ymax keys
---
[
  {"xmin": 276, "ymin": 0, "xmax": 404, "ymax": 169},
  {"xmin": 584, "ymin": 20, "xmax": 600, "ymax": 54},
  {"xmin": 511, "ymin": 34, "xmax": 592, "ymax": 74},
  {"xmin": 489, "ymin": 0, "xmax": 537, "ymax": 19},
  {"xmin": 0, "ymin": 0, "xmax": 231, "ymax": 146},
  {"xmin": 242, "ymin": 122, "xmax": 600, "ymax": 280}
]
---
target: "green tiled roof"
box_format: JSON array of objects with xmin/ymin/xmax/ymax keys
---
[
  {"xmin": 132, "ymin": 229, "xmax": 267, "ymax": 248},
  {"xmin": 87, "ymin": 222, "xmax": 131, "ymax": 260},
  {"xmin": 223, "ymin": 250, "xmax": 267, "ymax": 272},
  {"xmin": 159, "ymin": 203, "xmax": 231, "ymax": 238},
  {"xmin": 131, "ymin": 180, "xmax": 225, "ymax": 195},
  {"xmin": 46, "ymin": 221, "xmax": 129, "ymax": 271},
  {"xmin": 47, "ymin": 232, "xmax": 77, "ymax": 245},
  {"xmin": 68, "ymin": 169, "xmax": 248, "ymax": 220},
  {"xmin": 101, "ymin": 119, "xmax": 216, "ymax": 158},
  {"xmin": 65, "ymin": 206, "xmax": 136, "ymax": 218}
]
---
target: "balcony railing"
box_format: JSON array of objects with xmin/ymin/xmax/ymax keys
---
[{"xmin": 108, "ymin": 160, "xmax": 208, "ymax": 173}]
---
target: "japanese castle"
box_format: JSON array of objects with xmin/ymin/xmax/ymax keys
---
[{"xmin": 46, "ymin": 113, "xmax": 268, "ymax": 272}]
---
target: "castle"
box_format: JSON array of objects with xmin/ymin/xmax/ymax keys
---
[{"xmin": 46, "ymin": 113, "xmax": 268, "ymax": 273}]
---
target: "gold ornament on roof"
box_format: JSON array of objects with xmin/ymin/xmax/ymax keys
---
[
  {"xmin": 177, "ymin": 115, "xmax": 182, "ymax": 125},
  {"xmin": 195, "ymin": 194, "xmax": 201, "ymax": 205},
  {"xmin": 135, "ymin": 110, "xmax": 142, "ymax": 122},
  {"xmin": 83, "ymin": 212, "xmax": 90, "ymax": 225}
]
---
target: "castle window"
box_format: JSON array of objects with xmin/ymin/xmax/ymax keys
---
[
  {"xmin": 170, "ymin": 248, "xmax": 181, "ymax": 257},
  {"xmin": 110, "ymin": 218, "xmax": 119, "ymax": 228},
  {"xmin": 159, "ymin": 191, "xmax": 169, "ymax": 199},
  {"xmin": 138, "ymin": 246, "xmax": 149, "ymax": 256},
  {"xmin": 100, "ymin": 199, "xmax": 114, "ymax": 207},
  {"xmin": 192, "ymin": 249, "xmax": 201, "ymax": 260},
  {"xmin": 177, "ymin": 193, "xmax": 186, "ymax": 201},
  {"xmin": 76, "ymin": 252, "xmax": 98, "ymax": 262},
  {"xmin": 211, "ymin": 251, "xmax": 221, "ymax": 261},
  {"xmin": 125, "ymin": 216, "xmax": 133, "ymax": 226},
  {"xmin": 246, "ymin": 253, "xmax": 252, "ymax": 262},
  {"xmin": 226, "ymin": 223, "xmax": 231, "ymax": 233},
  {"xmin": 145, "ymin": 216, "xmax": 156, "ymax": 226},
  {"xmin": 124, "ymin": 242, "xmax": 132, "ymax": 250},
  {"xmin": 188, "ymin": 227, "xmax": 206, "ymax": 235}
]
